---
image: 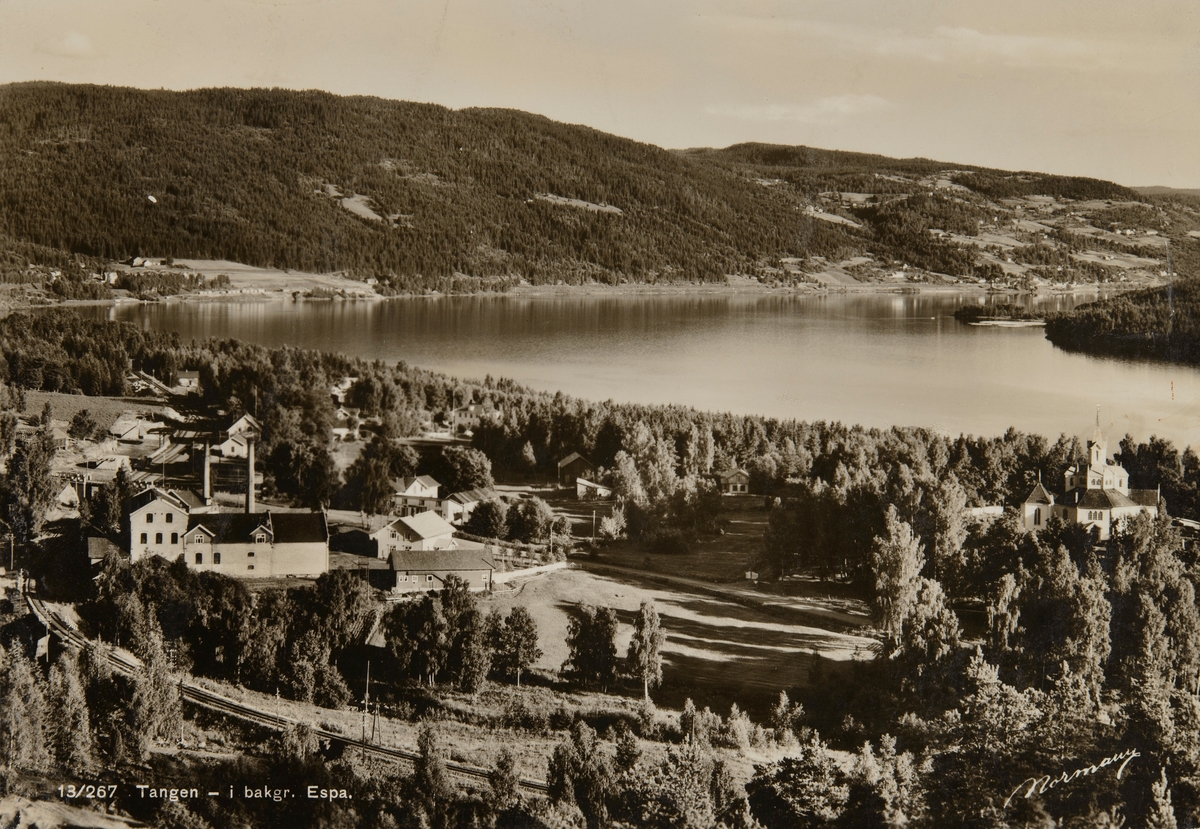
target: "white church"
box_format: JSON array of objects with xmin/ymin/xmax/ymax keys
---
[{"xmin": 1021, "ymin": 423, "xmax": 1160, "ymax": 540}]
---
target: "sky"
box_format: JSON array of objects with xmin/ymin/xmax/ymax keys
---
[{"xmin": 1, "ymin": 0, "xmax": 1198, "ymax": 187}]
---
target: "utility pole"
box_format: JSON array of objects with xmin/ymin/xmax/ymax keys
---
[
  {"xmin": 592, "ymin": 510, "xmax": 596, "ymax": 544},
  {"xmin": 361, "ymin": 661, "xmax": 371, "ymax": 760}
]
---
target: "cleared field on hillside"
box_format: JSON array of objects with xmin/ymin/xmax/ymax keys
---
[
  {"xmin": 583, "ymin": 495, "xmax": 767, "ymax": 583},
  {"xmin": 481, "ymin": 567, "xmax": 874, "ymax": 718},
  {"xmin": 26, "ymin": 390, "xmax": 165, "ymax": 432}
]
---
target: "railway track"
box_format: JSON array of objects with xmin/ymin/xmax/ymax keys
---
[{"xmin": 25, "ymin": 592, "xmax": 549, "ymax": 795}]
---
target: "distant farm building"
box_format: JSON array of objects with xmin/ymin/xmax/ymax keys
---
[
  {"xmin": 557, "ymin": 452, "xmax": 595, "ymax": 487},
  {"xmin": 389, "ymin": 548, "xmax": 495, "ymax": 594},
  {"xmin": 441, "ymin": 488, "xmax": 497, "ymax": 524},
  {"xmin": 451, "ymin": 402, "xmax": 501, "ymax": 434},
  {"xmin": 174, "ymin": 371, "xmax": 201, "ymax": 393},
  {"xmin": 715, "ymin": 468, "xmax": 751, "ymax": 495}
]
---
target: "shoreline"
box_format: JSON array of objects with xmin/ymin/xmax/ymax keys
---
[{"xmin": 42, "ymin": 277, "xmax": 1141, "ymax": 311}]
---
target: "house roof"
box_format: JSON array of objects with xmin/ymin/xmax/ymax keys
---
[
  {"xmin": 445, "ymin": 487, "xmax": 496, "ymax": 505},
  {"xmin": 389, "ymin": 548, "xmax": 495, "ymax": 573},
  {"xmin": 178, "ymin": 371, "xmax": 200, "ymax": 379},
  {"xmin": 185, "ymin": 511, "xmax": 328, "ymax": 545},
  {"xmin": 187, "ymin": 513, "xmax": 274, "ymax": 543},
  {"xmin": 394, "ymin": 475, "xmax": 439, "ymax": 493},
  {"xmin": 558, "ymin": 452, "xmax": 592, "ymax": 469},
  {"xmin": 715, "ymin": 468, "xmax": 750, "ymax": 482},
  {"xmin": 87, "ymin": 536, "xmax": 125, "ymax": 561},
  {"xmin": 577, "ymin": 478, "xmax": 612, "ymax": 491},
  {"xmin": 1023, "ymin": 482, "xmax": 1055, "ymax": 505},
  {"xmin": 125, "ymin": 487, "xmax": 190, "ymax": 515},
  {"xmin": 170, "ymin": 489, "xmax": 207, "ymax": 510},
  {"xmin": 396, "ymin": 511, "xmax": 455, "ymax": 539}
]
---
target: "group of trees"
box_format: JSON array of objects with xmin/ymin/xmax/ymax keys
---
[
  {"xmin": 81, "ymin": 556, "xmax": 373, "ymax": 708},
  {"xmin": 0, "ymin": 635, "xmax": 180, "ymax": 771},
  {"xmin": 562, "ymin": 600, "xmax": 665, "ymax": 702},
  {"xmin": 751, "ymin": 500, "xmax": 1200, "ymax": 827},
  {"xmin": 384, "ymin": 574, "xmax": 542, "ymax": 693}
]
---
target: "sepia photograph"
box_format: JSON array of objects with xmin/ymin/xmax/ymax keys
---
[{"xmin": 0, "ymin": 1, "xmax": 1198, "ymax": 826}]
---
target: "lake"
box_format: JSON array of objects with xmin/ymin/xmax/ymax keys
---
[{"xmin": 80, "ymin": 291, "xmax": 1200, "ymax": 449}]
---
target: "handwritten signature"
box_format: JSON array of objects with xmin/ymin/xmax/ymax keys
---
[{"xmin": 1003, "ymin": 749, "xmax": 1140, "ymax": 809}]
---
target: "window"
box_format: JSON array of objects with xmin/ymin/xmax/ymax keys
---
[
  {"xmin": 155, "ymin": 533, "xmax": 163, "ymax": 544},
  {"xmin": 194, "ymin": 534, "xmax": 205, "ymax": 543},
  {"xmin": 140, "ymin": 533, "xmax": 148, "ymax": 544},
  {"xmin": 247, "ymin": 550, "xmax": 254, "ymax": 558},
  {"xmin": 427, "ymin": 575, "xmax": 434, "ymax": 582},
  {"xmin": 171, "ymin": 533, "xmax": 178, "ymax": 544},
  {"xmin": 1034, "ymin": 508, "xmax": 1041, "ymax": 526},
  {"xmin": 146, "ymin": 513, "xmax": 154, "ymax": 523},
  {"xmin": 214, "ymin": 553, "xmax": 221, "ymax": 565},
  {"xmin": 255, "ymin": 534, "xmax": 266, "ymax": 544},
  {"xmin": 166, "ymin": 513, "xmax": 173, "ymax": 523},
  {"xmin": 195, "ymin": 553, "xmax": 203, "ymax": 565},
  {"xmin": 247, "ymin": 564, "xmax": 254, "ymax": 571}
]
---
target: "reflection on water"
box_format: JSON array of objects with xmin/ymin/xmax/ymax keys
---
[{"xmin": 80, "ymin": 292, "xmax": 1200, "ymax": 447}]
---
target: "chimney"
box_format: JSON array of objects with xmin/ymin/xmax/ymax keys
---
[
  {"xmin": 202, "ymin": 442, "xmax": 212, "ymax": 505},
  {"xmin": 246, "ymin": 437, "xmax": 256, "ymax": 514}
]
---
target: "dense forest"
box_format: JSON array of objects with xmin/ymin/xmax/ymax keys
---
[
  {"xmin": 1045, "ymin": 274, "xmax": 1200, "ymax": 364},
  {"xmin": 1, "ymin": 83, "xmax": 1190, "ymax": 294}
]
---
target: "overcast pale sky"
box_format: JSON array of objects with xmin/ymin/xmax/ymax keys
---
[{"xmin": 2, "ymin": 0, "xmax": 1197, "ymax": 186}]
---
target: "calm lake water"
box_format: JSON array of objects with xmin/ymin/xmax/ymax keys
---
[{"xmin": 80, "ymin": 292, "xmax": 1200, "ymax": 449}]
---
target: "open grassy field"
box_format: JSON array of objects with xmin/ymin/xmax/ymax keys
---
[
  {"xmin": 26, "ymin": 390, "xmax": 165, "ymax": 433},
  {"xmin": 481, "ymin": 567, "xmax": 874, "ymax": 720},
  {"xmin": 584, "ymin": 494, "xmax": 768, "ymax": 583}
]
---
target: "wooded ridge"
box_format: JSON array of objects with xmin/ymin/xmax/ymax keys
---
[{"xmin": 2, "ymin": 82, "xmax": 1195, "ymax": 294}]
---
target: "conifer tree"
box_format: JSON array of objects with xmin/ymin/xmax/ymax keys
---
[{"xmin": 48, "ymin": 651, "xmax": 94, "ymax": 771}]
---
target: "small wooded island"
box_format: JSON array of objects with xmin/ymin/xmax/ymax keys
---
[{"xmin": 952, "ymin": 303, "xmax": 1045, "ymax": 325}]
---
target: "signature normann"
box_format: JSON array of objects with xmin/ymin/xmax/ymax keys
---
[{"xmin": 1003, "ymin": 749, "xmax": 1140, "ymax": 809}]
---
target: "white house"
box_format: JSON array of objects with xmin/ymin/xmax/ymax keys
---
[
  {"xmin": 451, "ymin": 402, "xmax": 501, "ymax": 434},
  {"xmin": 393, "ymin": 475, "xmax": 441, "ymax": 516},
  {"xmin": 371, "ymin": 510, "xmax": 457, "ymax": 559},
  {"xmin": 714, "ymin": 468, "xmax": 751, "ymax": 495},
  {"xmin": 175, "ymin": 371, "xmax": 201, "ymax": 393}
]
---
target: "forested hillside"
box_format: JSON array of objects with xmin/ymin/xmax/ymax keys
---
[
  {"xmin": 1045, "ymin": 274, "xmax": 1200, "ymax": 364},
  {"xmin": 1, "ymin": 82, "xmax": 1195, "ymax": 294}
]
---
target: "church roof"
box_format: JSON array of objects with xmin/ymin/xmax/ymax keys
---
[
  {"xmin": 1067, "ymin": 488, "xmax": 1136, "ymax": 510},
  {"xmin": 1024, "ymin": 482, "xmax": 1055, "ymax": 505},
  {"xmin": 1130, "ymin": 489, "xmax": 1160, "ymax": 508}
]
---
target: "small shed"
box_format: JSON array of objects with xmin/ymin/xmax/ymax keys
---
[{"xmin": 576, "ymin": 478, "xmax": 613, "ymax": 501}]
